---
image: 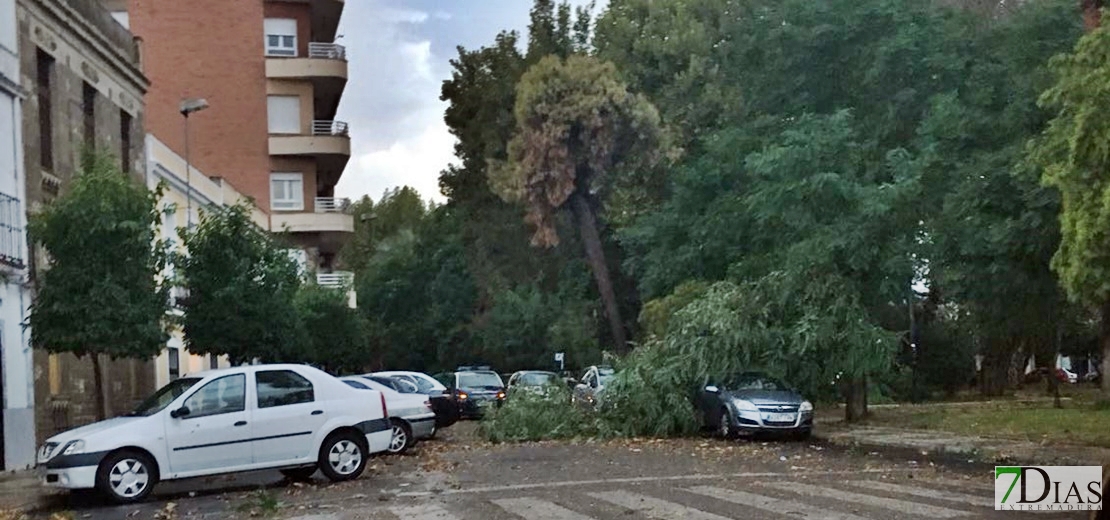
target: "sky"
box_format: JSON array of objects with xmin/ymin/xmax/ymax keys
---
[{"xmin": 333, "ymin": 0, "xmax": 604, "ymax": 204}]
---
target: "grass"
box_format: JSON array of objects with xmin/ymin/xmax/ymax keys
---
[{"xmin": 861, "ymin": 399, "xmax": 1110, "ymax": 448}]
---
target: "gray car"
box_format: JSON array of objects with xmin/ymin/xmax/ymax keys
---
[{"xmin": 696, "ymin": 372, "xmax": 813, "ymax": 440}]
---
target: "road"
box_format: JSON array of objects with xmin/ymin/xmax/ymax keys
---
[{"xmin": 26, "ymin": 423, "xmax": 1090, "ymax": 519}]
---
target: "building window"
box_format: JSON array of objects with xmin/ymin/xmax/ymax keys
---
[
  {"xmin": 168, "ymin": 347, "xmax": 180, "ymax": 381},
  {"xmin": 120, "ymin": 111, "xmax": 132, "ymax": 173},
  {"xmin": 82, "ymin": 82, "xmax": 96, "ymax": 148},
  {"xmin": 263, "ymin": 18, "xmax": 297, "ymax": 57},
  {"xmin": 266, "ymin": 95, "xmax": 301, "ymax": 134},
  {"xmin": 209, "ymin": 354, "xmax": 219, "ymax": 370},
  {"xmin": 270, "ymin": 173, "xmax": 304, "ymax": 211},
  {"xmin": 36, "ymin": 49, "xmax": 54, "ymax": 171}
]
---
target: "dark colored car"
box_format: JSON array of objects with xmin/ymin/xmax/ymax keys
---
[
  {"xmin": 436, "ymin": 368, "xmax": 505, "ymax": 419},
  {"xmin": 695, "ymin": 372, "xmax": 813, "ymax": 440},
  {"xmin": 371, "ymin": 371, "xmax": 459, "ymax": 430}
]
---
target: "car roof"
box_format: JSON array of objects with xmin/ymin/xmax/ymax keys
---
[
  {"xmin": 513, "ymin": 370, "xmax": 557, "ymax": 376},
  {"xmin": 183, "ymin": 363, "xmax": 324, "ymax": 379}
]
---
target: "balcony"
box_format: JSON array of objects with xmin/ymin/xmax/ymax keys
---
[
  {"xmin": 0, "ymin": 193, "xmax": 26, "ymax": 269},
  {"xmin": 266, "ymin": 43, "xmax": 348, "ymax": 118},
  {"xmin": 315, "ymin": 197, "xmax": 350, "ymax": 213},
  {"xmin": 316, "ymin": 271, "xmax": 354, "ymax": 288},
  {"xmin": 317, "ymin": 271, "xmax": 356, "ymax": 308},
  {"xmin": 269, "ymin": 120, "xmax": 351, "ymax": 178}
]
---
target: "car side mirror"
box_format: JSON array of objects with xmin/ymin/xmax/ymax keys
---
[
  {"xmin": 705, "ymin": 385, "xmax": 719, "ymax": 393},
  {"xmin": 170, "ymin": 406, "xmax": 190, "ymax": 419}
]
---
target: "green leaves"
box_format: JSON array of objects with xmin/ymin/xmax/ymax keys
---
[
  {"xmin": 29, "ymin": 152, "xmax": 170, "ymax": 360},
  {"xmin": 179, "ymin": 204, "xmax": 306, "ymax": 364}
]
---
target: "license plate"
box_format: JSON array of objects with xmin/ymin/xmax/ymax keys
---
[{"xmin": 764, "ymin": 412, "xmax": 795, "ymax": 423}]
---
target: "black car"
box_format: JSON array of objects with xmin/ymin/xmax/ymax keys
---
[{"xmin": 435, "ymin": 367, "xmax": 506, "ymax": 419}]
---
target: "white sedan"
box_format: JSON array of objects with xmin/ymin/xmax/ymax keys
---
[{"xmin": 36, "ymin": 364, "xmax": 392, "ymax": 504}]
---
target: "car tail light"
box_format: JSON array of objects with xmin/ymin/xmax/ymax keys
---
[
  {"xmin": 380, "ymin": 391, "xmax": 388, "ymax": 417},
  {"xmin": 457, "ymin": 391, "xmax": 468, "ymax": 401},
  {"xmin": 496, "ymin": 390, "xmax": 506, "ymax": 400}
]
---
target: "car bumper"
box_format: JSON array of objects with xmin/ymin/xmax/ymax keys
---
[
  {"xmin": 458, "ymin": 398, "xmax": 502, "ymax": 418},
  {"xmin": 733, "ymin": 410, "xmax": 814, "ymax": 434},
  {"xmin": 39, "ymin": 465, "xmax": 98, "ymax": 490},
  {"xmin": 408, "ymin": 415, "xmax": 437, "ymax": 439}
]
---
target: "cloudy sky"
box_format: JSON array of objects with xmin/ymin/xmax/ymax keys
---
[{"xmin": 333, "ymin": 0, "xmax": 604, "ymax": 203}]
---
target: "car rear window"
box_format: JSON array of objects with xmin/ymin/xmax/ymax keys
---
[{"xmin": 257, "ymin": 370, "xmax": 315, "ymax": 408}]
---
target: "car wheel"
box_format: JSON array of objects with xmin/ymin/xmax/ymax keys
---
[
  {"xmin": 719, "ymin": 409, "xmax": 737, "ymax": 439},
  {"xmin": 280, "ymin": 466, "xmax": 317, "ymax": 481},
  {"xmin": 387, "ymin": 419, "xmax": 413, "ymax": 455},
  {"xmin": 318, "ymin": 431, "xmax": 368, "ymax": 482},
  {"xmin": 95, "ymin": 450, "xmax": 158, "ymax": 504}
]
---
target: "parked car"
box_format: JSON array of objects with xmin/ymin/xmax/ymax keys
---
[
  {"xmin": 572, "ymin": 366, "xmax": 614, "ymax": 408},
  {"xmin": 37, "ymin": 364, "xmax": 391, "ymax": 504},
  {"xmin": 506, "ymin": 370, "xmax": 561, "ymax": 398},
  {"xmin": 373, "ymin": 371, "xmax": 459, "ymax": 430},
  {"xmin": 435, "ymin": 367, "xmax": 505, "ymax": 419},
  {"xmin": 340, "ymin": 376, "xmax": 436, "ymax": 455},
  {"xmin": 695, "ymin": 372, "xmax": 813, "ymax": 440},
  {"xmin": 1056, "ymin": 367, "xmax": 1079, "ymax": 384}
]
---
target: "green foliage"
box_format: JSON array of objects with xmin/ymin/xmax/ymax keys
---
[
  {"xmin": 479, "ymin": 385, "xmax": 597, "ymax": 442},
  {"xmin": 295, "ymin": 283, "xmax": 369, "ymax": 374},
  {"xmin": 29, "ymin": 152, "xmax": 170, "ymax": 360},
  {"xmin": 490, "ymin": 54, "xmax": 666, "ymax": 247},
  {"xmin": 179, "ymin": 204, "xmax": 306, "ymax": 364},
  {"xmin": 1031, "ymin": 24, "xmax": 1110, "ymax": 307}
]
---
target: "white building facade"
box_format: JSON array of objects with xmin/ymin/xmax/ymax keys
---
[{"xmin": 0, "ymin": 0, "xmax": 35, "ymax": 470}]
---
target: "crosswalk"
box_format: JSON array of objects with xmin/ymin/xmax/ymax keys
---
[{"xmin": 379, "ymin": 478, "xmax": 1047, "ymax": 519}]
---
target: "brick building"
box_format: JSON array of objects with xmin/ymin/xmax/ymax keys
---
[
  {"xmin": 103, "ymin": 0, "xmax": 355, "ymax": 287},
  {"xmin": 16, "ymin": 0, "xmax": 154, "ymax": 445}
]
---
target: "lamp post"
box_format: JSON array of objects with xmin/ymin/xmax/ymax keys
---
[{"xmin": 179, "ymin": 98, "xmax": 209, "ymax": 228}]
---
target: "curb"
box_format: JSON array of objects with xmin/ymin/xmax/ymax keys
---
[{"xmin": 814, "ymin": 428, "xmax": 1110, "ymax": 469}]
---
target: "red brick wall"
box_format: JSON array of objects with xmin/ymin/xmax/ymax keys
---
[
  {"xmin": 127, "ymin": 0, "xmax": 272, "ymax": 210},
  {"xmin": 263, "ymin": 2, "xmax": 312, "ymax": 57}
]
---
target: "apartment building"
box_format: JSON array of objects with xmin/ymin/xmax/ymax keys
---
[
  {"xmin": 0, "ymin": 0, "xmax": 34, "ymax": 471},
  {"xmin": 17, "ymin": 0, "xmax": 153, "ymax": 445},
  {"xmin": 104, "ymin": 0, "xmax": 356, "ymax": 296}
]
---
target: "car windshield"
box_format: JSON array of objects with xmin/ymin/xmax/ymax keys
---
[
  {"xmin": 458, "ymin": 372, "xmax": 502, "ymax": 388},
  {"xmin": 724, "ymin": 373, "xmax": 789, "ymax": 391},
  {"xmin": 597, "ymin": 368, "xmax": 615, "ymax": 386},
  {"xmin": 517, "ymin": 372, "xmax": 558, "ymax": 386},
  {"xmin": 129, "ymin": 377, "xmax": 202, "ymax": 416}
]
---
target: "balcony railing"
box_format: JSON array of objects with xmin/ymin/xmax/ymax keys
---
[
  {"xmin": 170, "ymin": 286, "xmax": 189, "ymax": 309},
  {"xmin": 312, "ymin": 120, "xmax": 349, "ymax": 136},
  {"xmin": 314, "ymin": 197, "xmax": 351, "ymax": 213},
  {"xmin": 0, "ymin": 193, "xmax": 25, "ymax": 268},
  {"xmin": 317, "ymin": 271, "xmax": 354, "ymax": 288},
  {"xmin": 308, "ymin": 42, "xmax": 347, "ymax": 60}
]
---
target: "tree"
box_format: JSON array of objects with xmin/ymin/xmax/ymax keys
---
[
  {"xmin": 1030, "ymin": 22, "xmax": 1110, "ymax": 393},
  {"xmin": 296, "ymin": 283, "xmax": 370, "ymax": 374},
  {"xmin": 179, "ymin": 203, "xmax": 306, "ymax": 364},
  {"xmin": 490, "ymin": 55, "xmax": 667, "ymax": 353},
  {"xmin": 29, "ymin": 153, "xmax": 170, "ymax": 420}
]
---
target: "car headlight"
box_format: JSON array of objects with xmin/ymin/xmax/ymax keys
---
[
  {"xmin": 799, "ymin": 400, "xmax": 813, "ymax": 412},
  {"xmin": 61, "ymin": 440, "xmax": 85, "ymax": 456},
  {"xmin": 733, "ymin": 399, "xmax": 758, "ymax": 412}
]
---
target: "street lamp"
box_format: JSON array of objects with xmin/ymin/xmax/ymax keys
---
[{"xmin": 179, "ymin": 98, "xmax": 209, "ymax": 228}]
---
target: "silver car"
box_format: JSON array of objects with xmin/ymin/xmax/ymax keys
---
[
  {"xmin": 341, "ymin": 376, "xmax": 436, "ymax": 454},
  {"xmin": 696, "ymin": 372, "xmax": 813, "ymax": 440}
]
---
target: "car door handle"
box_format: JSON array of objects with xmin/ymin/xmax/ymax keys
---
[
  {"xmin": 311, "ymin": 410, "xmax": 324, "ymax": 416},
  {"xmin": 234, "ymin": 421, "xmax": 248, "ymax": 427}
]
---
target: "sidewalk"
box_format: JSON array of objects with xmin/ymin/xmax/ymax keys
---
[{"xmin": 816, "ymin": 424, "xmax": 1110, "ymax": 467}]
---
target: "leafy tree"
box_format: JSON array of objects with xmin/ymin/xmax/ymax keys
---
[
  {"xmin": 296, "ymin": 283, "xmax": 370, "ymax": 374},
  {"xmin": 490, "ymin": 55, "xmax": 667, "ymax": 353},
  {"xmin": 1030, "ymin": 21, "xmax": 1110, "ymax": 393},
  {"xmin": 179, "ymin": 204, "xmax": 306, "ymax": 365},
  {"xmin": 29, "ymin": 153, "xmax": 170, "ymax": 420}
]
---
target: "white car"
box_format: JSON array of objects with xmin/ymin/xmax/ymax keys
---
[
  {"xmin": 374, "ymin": 371, "xmax": 447, "ymax": 393},
  {"xmin": 36, "ymin": 364, "xmax": 392, "ymax": 504},
  {"xmin": 340, "ymin": 376, "xmax": 436, "ymax": 455}
]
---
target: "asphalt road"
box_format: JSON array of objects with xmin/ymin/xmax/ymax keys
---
[{"xmin": 27, "ymin": 423, "xmax": 1091, "ymax": 519}]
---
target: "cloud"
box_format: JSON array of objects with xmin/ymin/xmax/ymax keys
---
[{"xmin": 334, "ymin": 0, "xmax": 608, "ymax": 204}]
